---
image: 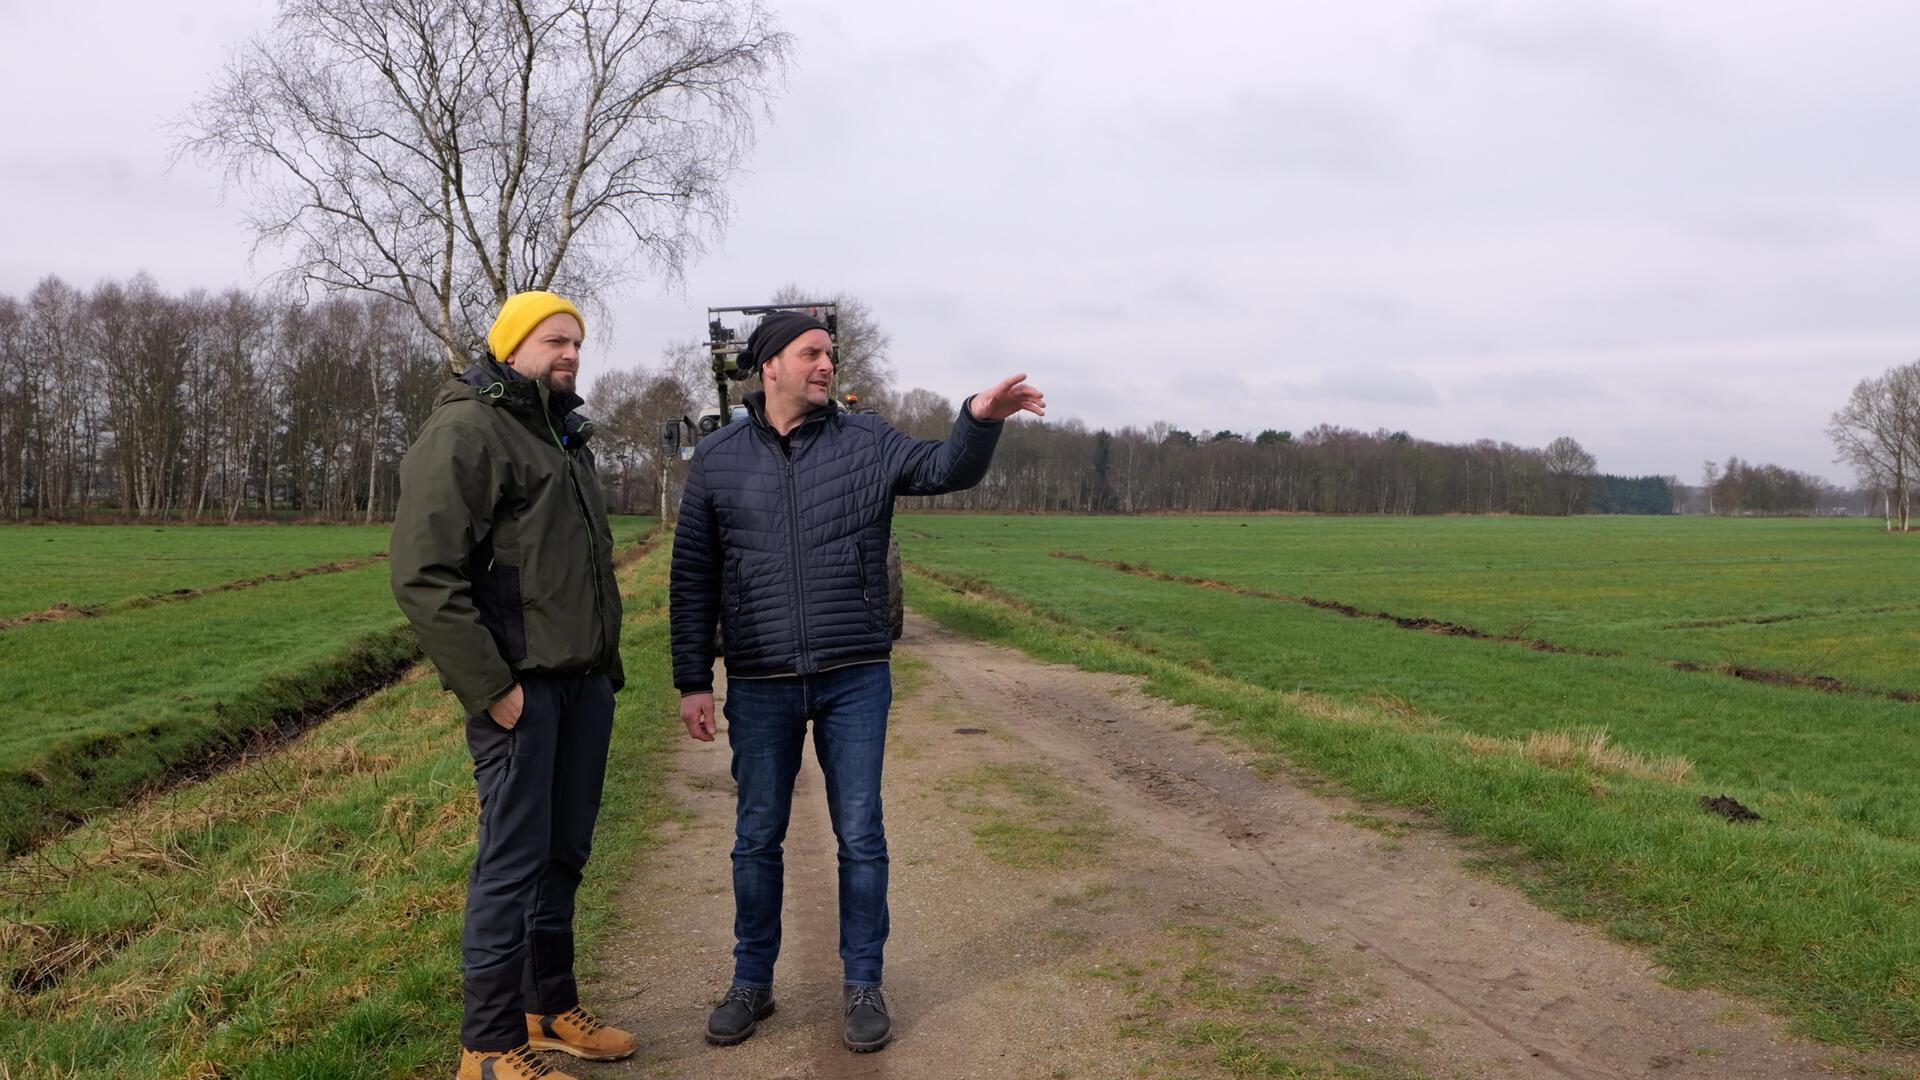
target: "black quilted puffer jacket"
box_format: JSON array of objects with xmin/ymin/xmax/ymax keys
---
[{"xmin": 669, "ymin": 390, "xmax": 1003, "ymax": 694}]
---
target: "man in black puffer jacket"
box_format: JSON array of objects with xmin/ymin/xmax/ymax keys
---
[{"xmin": 670, "ymin": 311, "xmax": 1043, "ymax": 1053}]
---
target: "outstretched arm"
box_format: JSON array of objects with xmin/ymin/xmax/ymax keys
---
[{"xmin": 891, "ymin": 374, "xmax": 1047, "ymax": 497}]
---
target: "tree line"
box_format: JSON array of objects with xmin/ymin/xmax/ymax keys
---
[
  {"xmin": 0, "ymin": 274, "xmax": 1877, "ymax": 521},
  {"xmin": 0, "ymin": 276, "xmax": 448, "ymax": 521}
]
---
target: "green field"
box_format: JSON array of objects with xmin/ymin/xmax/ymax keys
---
[
  {"xmin": 0, "ymin": 524, "xmax": 392, "ymax": 620},
  {"xmin": 0, "ymin": 544, "xmax": 677, "ymax": 1078},
  {"xmin": 898, "ymin": 513, "xmax": 1920, "ymax": 1048},
  {"xmin": 10, "ymin": 512, "xmax": 1920, "ymax": 1069},
  {"xmin": 0, "ymin": 517, "xmax": 654, "ymax": 853},
  {"xmin": 1, "ymin": 518, "xmax": 655, "ymax": 623},
  {"xmin": 902, "ymin": 515, "xmax": 1920, "ymax": 695}
]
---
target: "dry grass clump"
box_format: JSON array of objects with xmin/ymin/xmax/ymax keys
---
[
  {"xmin": 0, "ymin": 921, "xmax": 140, "ymax": 998},
  {"xmin": 1461, "ymin": 728, "xmax": 1693, "ymax": 783}
]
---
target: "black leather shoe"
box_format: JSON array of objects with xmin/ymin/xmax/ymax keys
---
[
  {"xmin": 842, "ymin": 984, "xmax": 892, "ymax": 1052},
  {"xmin": 705, "ymin": 984, "xmax": 776, "ymax": 1046}
]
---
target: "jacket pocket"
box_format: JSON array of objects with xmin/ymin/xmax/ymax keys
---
[
  {"xmin": 497, "ymin": 564, "xmax": 528, "ymax": 663},
  {"xmin": 855, "ymin": 538, "xmax": 886, "ymax": 633},
  {"xmin": 465, "ymin": 707, "xmax": 516, "ymax": 763},
  {"xmin": 719, "ymin": 554, "xmax": 740, "ymax": 652}
]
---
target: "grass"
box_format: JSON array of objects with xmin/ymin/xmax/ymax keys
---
[
  {"xmin": 0, "ymin": 517, "xmax": 651, "ymax": 622},
  {"xmin": 0, "ymin": 524, "xmax": 391, "ymax": 620},
  {"xmin": 0, "ymin": 567, "xmax": 416, "ymax": 855},
  {"xmin": 940, "ymin": 761, "xmax": 1115, "ymax": 870},
  {"xmin": 900, "ymin": 517, "xmax": 1920, "ymax": 843},
  {"xmin": 1086, "ymin": 921, "xmax": 1430, "ymax": 1079},
  {"xmin": 900, "ymin": 514, "xmax": 1920, "ymax": 695},
  {"xmin": 897, "ymin": 514, "xmax": 1920, "ymax": 1050},
  {"xmin": 0, "ymin": 542, "xmax": 677, "ymax": 1078},
  {"xmin": 0, "ymin": 518, "xmax": 653, "ymax": 855}
]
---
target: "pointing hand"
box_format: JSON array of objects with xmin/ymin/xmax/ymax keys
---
[{"xmin": 969, "ymin": 373, "xmax": 1046, "ymax": 422}]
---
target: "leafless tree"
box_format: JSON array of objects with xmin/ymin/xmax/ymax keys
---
[
  {"xmin": 1828, "ymin": 362, "xmax": 1920, "ymax": 532},
  {"xmin": 0, "ymin": 296, "xmax": 26, "ymax": 518},
  {"xmin": 766, "ymin": 285, "xmax": 894, "ymax": 403},
  {"xmin": 180, "ymin": 0, "xmax": 793, "ymax": 367},
  {"xmin": 587, "ymin": 341, "xmax": 701, "ymax": 514},
  {"xmin": 1544, "ymin": 435, "xmax": 1597, "ymax": 515}
]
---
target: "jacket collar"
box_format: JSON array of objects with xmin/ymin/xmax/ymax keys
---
[
  {"xmin": 743, "ymin": 389, "xmax": 839, "ymax": 438},
  {"xmin": 454, "ymin": 354, "xmax": 594, "ymax": 448}
]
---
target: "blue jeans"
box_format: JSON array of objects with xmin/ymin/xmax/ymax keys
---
[{"xmin": 723, "ymin": 662, "xmax": 891, "ymax": 989}]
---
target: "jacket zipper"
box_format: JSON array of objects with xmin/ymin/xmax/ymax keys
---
[
  {"xmin": 783, "ymin": 449, "xmax": 813, "ymax": 674},
  {"xmin": 544, "ymin": 409, "xmax": 613, "ymax": 670}
]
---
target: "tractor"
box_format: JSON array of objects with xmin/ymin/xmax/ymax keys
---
[{"xmin": 661, "ymin": 302, "xmax": 906, "ymax": 640}]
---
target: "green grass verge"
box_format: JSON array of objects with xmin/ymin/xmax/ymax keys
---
[
  {"xmin": 0, "ymin": 567, "xmax": 415, "ymax": 855},
  {"xmin": 0, "ymin": 544, "xmax": 677, "ymax": 1078},
  {"xmin": 0, "ymin": 519, "xmax": 656, "ymax": 856},
  {"xmin": 904, "ymin": 567, "xmax": 1920, "ymax": 1050}
]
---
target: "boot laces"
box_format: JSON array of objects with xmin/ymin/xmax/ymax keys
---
[
  {"xmin": 501, "ymin": 1045, "xmax": 556, "ymax": 1078},
  {"xmin": 723, "ymin": 983, "xmax": 760, "ymax": 1006},
  {"xmin": 559, "ymin": 1005, "xmax": 603, "ymax": 1035},
  {"xmin": 847, "ymin": 985, "xmax": 883, "ymax": 1012}
]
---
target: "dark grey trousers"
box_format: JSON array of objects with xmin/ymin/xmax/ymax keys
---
[{"xmin": 460, "ymin": 673, "xmax": 615, "ymax": 1052}]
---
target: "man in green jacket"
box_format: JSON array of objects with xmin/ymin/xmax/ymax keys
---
[{"xmin": 391, "ymin": 291, "xmax": 633, "ymax": 1080}]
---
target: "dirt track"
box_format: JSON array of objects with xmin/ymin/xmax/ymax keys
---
[{"xmin": 585, "ymin": 614, "xmax": 1909, "ymax": 1079}]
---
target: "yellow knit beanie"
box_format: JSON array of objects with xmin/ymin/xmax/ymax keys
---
[{"xmin": 487, "ymin": 291, "xmax": 585, "ymax": 362}]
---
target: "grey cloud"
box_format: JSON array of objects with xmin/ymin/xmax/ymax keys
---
[
  {"xmin": 11, "ymin": 0, "xmax": 1920, "ymax": 484},
  {"xmin": 1465, "ymin": 369, "xmax": 1613, "ymax": 406},
  {"xmin": 1127, "ymin": 90, "xmax": 1412, "ymax": 181},
  {"xmin": 1431, "ymin": 4, "xmax": 1699, "ymax": 93},
  {"xmin": 1329, "ymin": 293, "xmax": 1412, "ymax": 324},
  {"xmin": 1059, "ymin": 300, "xmax": 1130, "ymax": 322},
  {"xmin": 1683, "ymin": 207, "xmax": 1878, "ymax": 252},
  {"xmin": 1157, "ymin": 273, "xmax": 1230, "ymax": 308},
  {"xmin": 1283, "ymin": 369, "xmax": 1440, "ymax": 406}
]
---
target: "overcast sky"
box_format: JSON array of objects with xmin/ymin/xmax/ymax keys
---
[{"xmin": 6, "ymin": 0, "xmax": 1919, "ymax": 482}]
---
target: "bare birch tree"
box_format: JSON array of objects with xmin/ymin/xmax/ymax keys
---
[
  {"xmin": 1829, "ymin": 362, "xmax": 1920, "ymax": 532},
  {"xmin": 180, "ymin": 0, "xmax": 792, "ymax": 367}
]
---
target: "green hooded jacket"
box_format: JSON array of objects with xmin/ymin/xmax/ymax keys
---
[{"xmin": 390, "ymin": 357, "xmax": 625, "ymax": 715}]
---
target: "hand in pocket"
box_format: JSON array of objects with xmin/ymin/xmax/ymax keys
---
[{"xmin": 487, "ymin": 684, "xmax": 524, "ymax": 729}]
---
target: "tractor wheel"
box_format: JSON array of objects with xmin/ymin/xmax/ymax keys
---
[{"xmin": 887, "ymin": 531, "xmax": 905, "ymax": 640}]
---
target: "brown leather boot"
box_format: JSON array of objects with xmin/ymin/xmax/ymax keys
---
[
  {"xmin": 456, "ymin": 1044, "xmax": 576, "ymax": 1080},
  {"xmin": 526, "ymin": 1005, "xmax": 637, "ymax": 1061}
]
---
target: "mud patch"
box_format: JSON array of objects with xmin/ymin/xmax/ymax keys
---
[
  {"xmin": 613, "ymin": 534, "xmax": 661, "ymax": 569},
  {"xmin": 1658, "ymin": 604, "xmax": 1919, "ymax": 630},
  {"xmin": 0, "ymin": 602, "xmax": 99, "ymax": 631},
  {"xmin": 1700, "ymin": 795, "xmax": 1764, "ymax": 823},
  {"xmin": 1670, "ymin": 660, "xmax": 1920, "ymax": 704}
]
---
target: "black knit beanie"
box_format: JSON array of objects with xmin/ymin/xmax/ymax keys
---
[{"xmin": 744, "ymin": 311, "xmax": 830, "ymax": 373}]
